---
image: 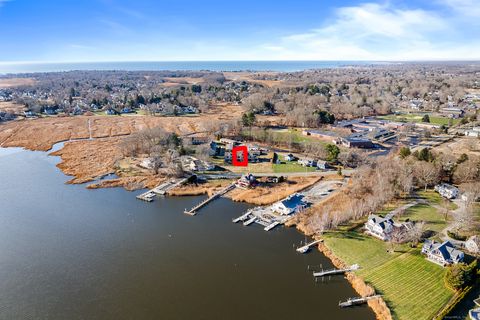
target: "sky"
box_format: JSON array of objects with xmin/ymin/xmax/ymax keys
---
[{"xmin": 0, "ymin": 0, "xmax": 479, "ymax": 62}]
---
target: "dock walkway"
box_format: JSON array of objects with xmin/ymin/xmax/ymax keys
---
[
  {"xmin": 136, "ymin": 177, "xmax": 189, "ymax": 202},
  {"xmin": 339, "ymin": 295, "xmax": 381, "ymax": 308},
  {"xmin": 313, "ymin": 264, "xmax": 360, "ymax": 277},
  {"xmin": 184, "ymin": 183, "xmax": 236, "ymax": 216},
  {"xmin": 296, "ymin": 239, "xmax": 323, "ymax": 253}
]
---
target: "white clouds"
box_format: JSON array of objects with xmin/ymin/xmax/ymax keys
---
[
  {"xmin": 439, "ymin": 0, "xmax": 480, "ymax": 17},
  {"xmin": 258, "ymin": 2, "xmax": 480, "ymax": 60}
]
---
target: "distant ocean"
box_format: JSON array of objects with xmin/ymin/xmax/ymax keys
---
[{"xmin": 0, "ymin": 60, "xmax": 392, "ymax": 74}]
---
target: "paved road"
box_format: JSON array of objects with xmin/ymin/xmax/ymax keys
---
[{"xmin": 201, "ymin": 169, "xmax": 355, "ymax": 179}]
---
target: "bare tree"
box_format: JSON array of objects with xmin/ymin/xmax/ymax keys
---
[
  {"xmin": 414, "ymin": 161, "xmax": 440, "ymax": 191},
  {"xmin": 460, "ymin": 181, "xmax": 480, "ymax": 210}
]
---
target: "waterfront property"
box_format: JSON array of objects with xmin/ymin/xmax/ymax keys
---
[
  {"xmin": 271, "ymin": 193, "xmax": 308, "ymax": 215},
  {"xmin": 421, "ymin": 240, "xmax": 464, "ymax": 266},
  {"xmin": 364, "ymin": 215, "xmax": 394, "ymax": 240},
  {"xmin": 323, "ymin": 231, "xmax": 454, "ymax": 320},
  {"xmin": 236, "ymin": 173, "xmax": 257, "ymax": 189},
  {"xmin": 364, "ymin": 214, "xmax": 413, "ymax": 241}
]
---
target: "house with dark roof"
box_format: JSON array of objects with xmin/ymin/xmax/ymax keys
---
[
  {"xmin": 469, "ymin": 295, "xmax": 480, "ymax": 320},
  {"xmin": 421, "ymin": 240, "xmax": 464, "ymax": 266},
  {"xmin": 340, "ymin": 136, "xmax": 374, "ymax": 149},
  {"xmin": 365, "ymin": 215, "xmax": 395, "ymax": 240}
]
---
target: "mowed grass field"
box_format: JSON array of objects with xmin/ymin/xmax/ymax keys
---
[
  {"xmin": 273, "ymin": 161, "xmax": 316, "ymax": 173},
  {"xmin": 399, "ymin": 203, "xmax": 447, "ymax": 233},
  {"xmin": 323, "ymin": 230, "xmax": 454, "ymax": 319},
  {"xmin": 378, "ymin": 114, "xmax": 460, "ymax": 126}
]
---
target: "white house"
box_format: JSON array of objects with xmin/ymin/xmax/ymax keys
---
[
  {"xmin": 317, "ymin": 160, "xmax": 328, "ymax": 170},
  {"xmin": 298, "ymin": 158, "xmax": 316, "ymax": 167},
  {"xmin": 466, "ymin": 235, "xmax": 480, "ymax": 254},
  {"xmin": 271, "ymin": 193, "xmax": 308, "ymax": 215},
  {"xmin": 364, "ymin": 215, "xmax": 395, "ymax": 240},
  {"xmin": 434, "ymin": 183, "xmax": 459, "ymax": 199},
  {"xmin": 421, "ymin": 240, "xmax": 464, "ymax": 267}
]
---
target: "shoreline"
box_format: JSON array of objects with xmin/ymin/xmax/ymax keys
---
[{"xmin": 315, "ymin": 240, "xmax": 393, "ymax": 320}]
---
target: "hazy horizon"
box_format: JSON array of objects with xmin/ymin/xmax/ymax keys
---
[{"xmin": 0, "ymin": 0, "xmax": 479, "ymax": 62}]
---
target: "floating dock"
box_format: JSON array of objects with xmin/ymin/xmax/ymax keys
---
[
  {"xmin": 243, "ymin": 216, "xmax": 257, "ymax": 226},
  {"xmin": 136, "ymin": 191, "xmax": 156, "ymax": 202},
  {"xmin": 313, "ymin": 264, "xmax": 360, "ymax": 277},
  {"xmin": 184, "ymin": 183, "xmax": 236, "ymax": 216},
  {"xmin": 296, "ymin": 239, "xmax": 323, "ymax": 253},
  {"xmin": 233, "ymin": 210, "xmax": 252, "ymax": 223},
  {"xmin": 339, "ymin": 295, "xmax": 381, "ymax": 308},
  {"xmin": 264, "ymin": 221, "xmax": 280, "ymax": 231},
  {"xmin": 136, "ymin": 177, "xmax": 189, "ymax": 202}
]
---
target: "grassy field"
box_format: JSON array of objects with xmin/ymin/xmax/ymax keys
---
[
  {"xmin": 400, "ymin": 203, "xmax": 447, "ymax": 233},
  {"xmin": 378, "ymin": 114, "xmax": 460, "ymax": 126},
  {"xmin": 246, "ymin": 128, "xmax": 330, "ymax": 145},
  {"xmin": 417, "ymin": 190, "xmax": 458, "ymax": 210},
  {"xmin": 323, "ymin": 232, "xmax": 454, "ymax": 320},
  {"xmin": 273, "ymin": 161, "xmax": 316, "ymax": 173}
]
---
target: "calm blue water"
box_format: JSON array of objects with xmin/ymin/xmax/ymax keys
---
[
  {"xmin": 0, "ymin": 61, "xmax": 390, "ymax": 74},
  {"xmin": 0, "ymin": 145, "xmax": 375, "ymax": 320}
]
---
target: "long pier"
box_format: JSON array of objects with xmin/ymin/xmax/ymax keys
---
[
  {"xmin": 184, "ymin": 183, "xmax": 236, "ymax": 216},
  {"xmin": 296, "ymin": 239, "xmax": 323, "ymax": 253},
  {"xmin": 313, "ymin": 264, "xmax": 360, "ymax": 277},
  {"xmin": 339, "ymin": 295, "xmax": 381, "ymax": 308}
]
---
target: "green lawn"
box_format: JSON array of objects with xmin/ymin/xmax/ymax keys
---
[
  {"xmin": 417, "ymin": 190, "xmax": 458, "ymax": 210},
  {"xmin": 400, "ymin": 203, "xmax": 447, "ymax": 233},
  {"xmin": 378, "ymin": 114, "xmax": 460, "ymax": 126},
  {"xmin": 273, "ymin": 161, "xmax": 316, "ymax": 173},
  {"xmin": 323, "ymin": 232, "xmax": 454, "ymax": 320}
]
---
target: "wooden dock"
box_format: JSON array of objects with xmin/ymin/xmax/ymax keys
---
[
  {"xmin": 313, "ymin": 264, "xmax": 359, "ymax": 277},
  {"xmin": 136, "ymin": 191, "xmax": 156, "ymax": 202},
  {"xmin": 296, "ymin": 239, "xmax": 323, "ymax": 253},
  {"xmin": 136, "ymin": 177, "xmax": 189, "ymax": 202},
  {"xmin": 233, "ymin": 210, "xmax": 252, "ymax": 223},
  {"xmin": 184, "ymin": 183, "xmax": 236, "ymax": 216},
  {"xmin": 243, "ymin": 216, "xmax": 257, "ymax": 226},
  {"xmin": 339, "ymin": 295, "xmax": 381, "ymax": 308},
  {"xmin": 264, "ymin": 221, "xmax": 280, "ymax": 231}
]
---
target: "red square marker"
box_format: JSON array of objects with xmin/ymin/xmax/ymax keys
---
[{"xmin": 232, "ymin": 146, "xmax": 248, "ymax": 167}]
